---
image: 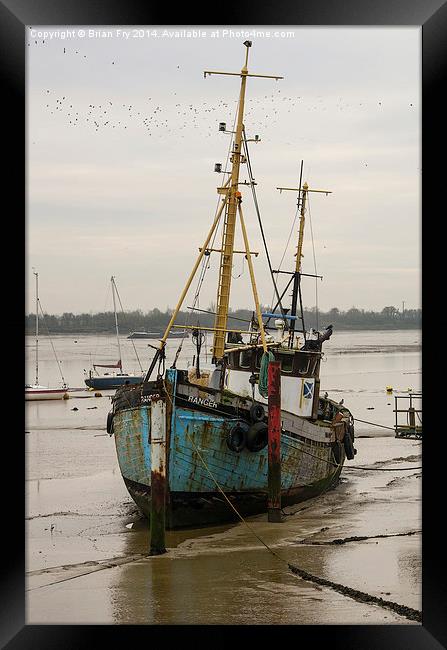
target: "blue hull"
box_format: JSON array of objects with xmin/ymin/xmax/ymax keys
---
[
  {"xmin": 85, "ymin": 375, "xmax": 143, "ymax": 390},
  {"xmin": 112, "ymin": 369, "xmax": 347, "ymax": 528}
]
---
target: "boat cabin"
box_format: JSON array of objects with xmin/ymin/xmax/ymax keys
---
[{"xmin": 225, "ymin": 345, "xmax": 321, "ymax": 380}]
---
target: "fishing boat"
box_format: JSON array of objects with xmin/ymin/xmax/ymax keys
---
[
  {"xmin": 25, "ymin": 271, "xmax": 68, "ymax": 401},
  {"xmin": 84, "ymin": 276, "xmax": 144, "ymax": 390},
  {"xmin": 108, "ymin": 42, "xmax": 357, "ymax": 528}
]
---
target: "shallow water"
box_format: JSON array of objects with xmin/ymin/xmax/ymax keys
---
[{"xmin": 25, "ymin": 329, "xmax": 421, "ymax": 624}]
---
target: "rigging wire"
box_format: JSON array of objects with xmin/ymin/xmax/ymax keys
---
[
  {"xmin": 231, "ymin": 254, "xmax": 245, "ymax": 279},
  {"xmin": 37, "ymin": 300, "xmax": 67, "ymax": 387},
  {"xmin": 113, "ymin": 281, "xmax": 144, "ymax": 374},
  {"xmin": 269, "ymin": 202, "xmax": 300, "ymax": 312},
  {"xmin": 92, "ymin": 281, "xmax": 112, "ymax": 366},
  {"xmin": 242, "ymin": 128, "xmax": 287, "ymax": 321},
  {"xmin": 307, "ymin": 192, "xmax": 320, "ymax": 330},
  {"xmin": 171, "ymin": 95, "xmax": 239, "ymax": 368}
]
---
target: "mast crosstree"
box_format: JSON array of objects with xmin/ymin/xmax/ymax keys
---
[{"xmin": 205, "ymin": 41, "xmax": 283, "ymax": 361}]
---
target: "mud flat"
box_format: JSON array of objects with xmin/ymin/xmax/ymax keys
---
[
  {"xmin": 25, "ymin": 330, "xmax": 421, "ymax": 624},
  {"xmin": 26, "ymin": 397, "xmax": 421, "ymax": 624}
]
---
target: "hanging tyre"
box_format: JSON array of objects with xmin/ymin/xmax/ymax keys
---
[
  {"xmin": 246, "ymin": 421, "xmax": 268, "ymax": 452},
  {"xmin": 249, "ymin": 403, "xmax": 265, "ymax": 423},
  {"xmin": 106, "ymin": 411, "xmax": 115, "ymax": 434},
  {"xmin": 226, "ymin": 421, "xmax": 249, "ymax": 453},
  {"xmin": 343, "ymin": 431, "xmax": 356, "ymax": 460}
]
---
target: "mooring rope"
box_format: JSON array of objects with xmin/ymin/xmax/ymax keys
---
[
  {"xmin": 178, "ymin": 410, "xmax": 421, "ymax": 622},
  {"xmin": 353, "ymin": 417, "xmax": 396, "ymax": 431}
]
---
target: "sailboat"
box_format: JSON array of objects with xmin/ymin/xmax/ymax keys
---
[
  {"xmin": 108, "ymin": 42, "xmax": 357, "ymax": 528},
  {"xmin": 25, "ymin": 271, "xmax": 68, "ymax": 401},
  {"xmin": 84, "ymin": 276, "xmax": 144, "ymax": 390}
]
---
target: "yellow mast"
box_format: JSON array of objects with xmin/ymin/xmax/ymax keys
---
[
  {"xmin": 211, "ymin": 44, "xmax": 249, "ymax": 361},
  {"xmin": 207, "ymin": 42, "xmax": 282, "ymax": 361},
  {"xmin": 146, "ymin": 43, "xmax": 282, "ymax": 380}
]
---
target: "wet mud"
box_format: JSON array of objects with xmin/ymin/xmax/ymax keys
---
[
  {"xmin": 287, "ymin": 562, "xmax": 421, "ymax": 622},
  {"xmin": 26, "ymin": 331, "xmax": 422, "ymax": 624}
]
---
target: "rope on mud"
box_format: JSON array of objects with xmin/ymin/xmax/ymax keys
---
[
  {"xmin": 181, "ymin": 420, "xmax": 421, "ymax": 623},
  {"xmin": 353, "ymin": 418, "xmax": 396, "ymax": 431},
  {"xmin": 182, "ymin": 427, "xmax": 285, "ymax": 562},
  {"xmin": 345, "ymin": 465, "xmax": 422, "ymax": 471},
  {"xmin": 26, "ymin": 554, "xmax": 147, "ymax": 591},
  {"xmin": 161, "ymin": 385, "xmax": 422, "ymax": 622},
  {"xmin": 287, "ymin": 563, "xmax": 422, "ymax": 622}
]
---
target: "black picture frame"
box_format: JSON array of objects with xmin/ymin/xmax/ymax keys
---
[{"xmin": 5, "ymin": 0, "xmax": 444, "ymax": 647}]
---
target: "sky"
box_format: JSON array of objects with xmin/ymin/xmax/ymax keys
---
[{"xmin": 26, "ymin": 26, "xmax": 421, "ymax": 316}]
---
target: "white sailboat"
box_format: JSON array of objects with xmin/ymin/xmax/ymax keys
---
[{"xmin": 25, "ymin": 271, "xmax": 68, "ymax": 401}]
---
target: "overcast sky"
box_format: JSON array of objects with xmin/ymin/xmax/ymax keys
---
[{"xmin": 26, "ymin": 26, "xmax": 420, "ymax": 316}]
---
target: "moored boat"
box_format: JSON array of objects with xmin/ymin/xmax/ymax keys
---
[
  {"xmin": 109, "ymin": 42, "xmax": 356, "ymax": 528},
  {"xmin": 85, "ymin": 372, "xmax": 143, "ymax": 390},
  {"xmin": 127, "ymin": 331, "xmax": 186, "ymax": 339},
  {"xmin": 25, "ymin": 384, "xmax": 68, "ymax": 401},
  {"xmin": 25, "ymin": 270, "xmax": 69, "ymax": 401},
  {"xmin": 84, "ymin": 276, "xmax": 144, "ymax": 389}
]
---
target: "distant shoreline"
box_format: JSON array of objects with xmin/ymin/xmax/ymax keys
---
[
  {"xmin": 25, "ymin": 325, "xmax": 422, "ymax": 336},
  {"xmin": 25, "ymin": 306, "xmax": 421, "ymax": 336}
]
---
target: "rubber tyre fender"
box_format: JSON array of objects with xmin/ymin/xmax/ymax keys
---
[
  {"xmin": 246, "ymin": 421, "xmax": 269, "ymax": 452},
  {"xmin": 249, "ymin": 403, "xmax": 265, "ymax": 423},
  {"xmin": 106, "ymin": 410, "xmax": 115, "ymax": 434},
  {"xmin": 343, "ymin": 431, "xmax": 356, "ymax": 460},
  {"xmin": 331, "ymin": 440, "xmax": 343, "ymax": 465},
  {"xmin": 226, "ymin": 421, "xmax": 249, "ymax": 453}
]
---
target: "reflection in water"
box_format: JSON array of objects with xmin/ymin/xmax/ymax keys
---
[{"xmin": 398, "ymin": 548, "xmax": 422, "ymax": 592}]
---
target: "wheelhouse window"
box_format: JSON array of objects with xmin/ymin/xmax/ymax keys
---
[
  {"xmin": 239, "ymin": 350, "xmax": 251, "ymax": 368},
  {"xmin": 278, "ymin": 353, "xmax": 294, "ymax": 373},
  {"xmin": 295, "ymin": 354, "xmax": 310, "ymax": 375},
  {"xmin": 308, "ymin": 357, "xmax": 318, "ymax": 375}
]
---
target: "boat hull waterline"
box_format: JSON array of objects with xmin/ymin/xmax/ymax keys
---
[
  {"xmin": 84, "ymin": 374, "xmax": 144, "ymax": 390},
  {"xmin": 111, "ymin": 369, "xmax": 353, "ymax": 528},
  {"xmin": 25, "ymin": 386, "xmax": 68, "ymax": 401}
]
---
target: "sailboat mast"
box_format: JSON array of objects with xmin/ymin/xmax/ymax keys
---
[
  {"xmin": 288, "ymin": 181, "xmax": 308, "ymax": 345},
  {"xmin": 111, "ymin": 276, "xmax": 123, "ymax": 372},
  {"xmin": 34, "ymin": 270, "xmax": 39, "ymax": 385},
  {"xmin": 212, "ymin": 44, "xmax": 251, "ymax": 362}
]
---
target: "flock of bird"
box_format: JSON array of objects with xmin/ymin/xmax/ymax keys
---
[
  {"xmin": 33, "ymin": 40, "xmax": 415, "ymax": 142},
  {"xmin": 42, "ymin": 88, "xmax": 414, "ymax": 141}
]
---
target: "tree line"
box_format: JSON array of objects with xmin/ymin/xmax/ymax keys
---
[{"xmin": 25, "ymin": 305, "xmax": 421, "ymax": 334}]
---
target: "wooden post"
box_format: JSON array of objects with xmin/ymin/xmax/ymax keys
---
[
  {"xmin": 408, "ymin": 406, "xmax": 416, "ymax": 432},
  {"xmin": 268, "ymin": 361, "xmax": 282, "ymax": 522},
  {"xmin": 150, "ymin": 396, "xmax": 167, "ymax": 555}
]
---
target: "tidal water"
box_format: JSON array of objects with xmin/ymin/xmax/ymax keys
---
[{"xmin": 26, "ymin": 329, "xmax": 421, "ymax": 624}]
